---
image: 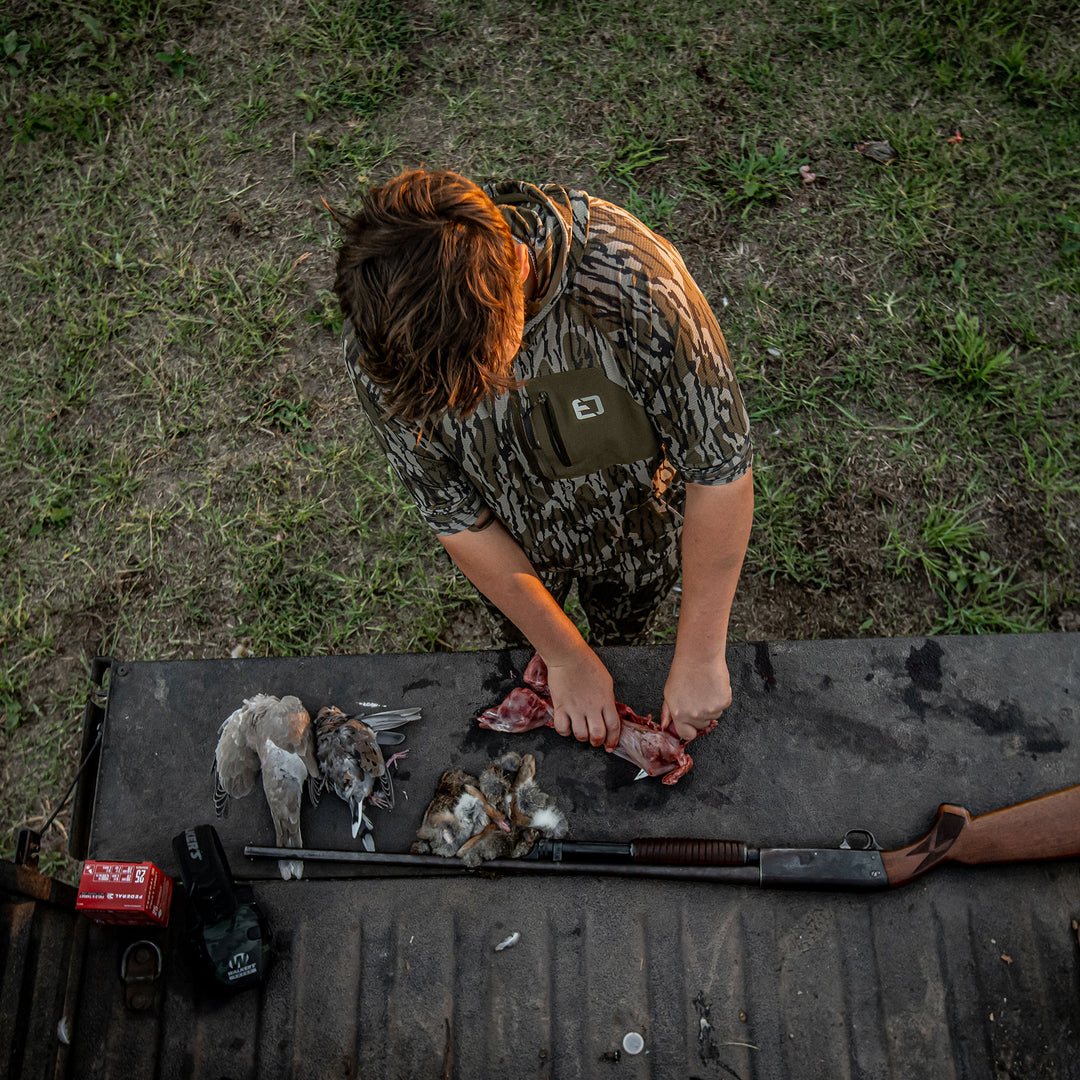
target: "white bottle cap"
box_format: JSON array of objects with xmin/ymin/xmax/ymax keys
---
[{"xmin": 622, "ymin": 1031, "xmax": 645, "ymax": 1055}]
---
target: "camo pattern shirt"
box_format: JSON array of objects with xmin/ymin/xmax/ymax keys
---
[{"xmin": 342, "ymin": 181, "xmax": 752, "ymax": 577}]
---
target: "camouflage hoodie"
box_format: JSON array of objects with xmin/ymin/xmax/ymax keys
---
[{"xmin": 343, "ymin": 181, "xmax": 752, "ymax": 577}]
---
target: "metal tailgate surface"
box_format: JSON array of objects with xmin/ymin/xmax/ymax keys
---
[{"xmin": 75, "ymin": 635, "xmax": 1080, "ymax": 1079}]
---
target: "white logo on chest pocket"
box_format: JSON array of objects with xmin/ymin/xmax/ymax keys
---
[{"xmin": 572, "ymin": 395, "xmax": 605, "ymax": 420}]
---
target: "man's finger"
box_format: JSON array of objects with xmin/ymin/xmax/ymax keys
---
[
  {"xmin": 659, "ymin": 701, "xmax": 672, "ymax": 731},
  {"xmin": 586, "ymin": 710, "xmax": 607, "ymax": 747},
  {"xmin": 674, "ymin": 718, "xmax": 700, "ymax": 742},
  {"xmin": 571, "ymin": 712, "xmax": 592, "ymax": 743},
  {"xmin": 603, "ymin": 708, "xmax": 620, "ymax": 752}
]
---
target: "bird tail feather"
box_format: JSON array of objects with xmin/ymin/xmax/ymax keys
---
[{"xmin": 278, "ymin": 858, "xmax": 303, "ymax": 880}]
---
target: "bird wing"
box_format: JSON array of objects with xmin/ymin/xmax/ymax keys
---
[
  {"xmin": 355, "ymin": 707, "xmax": 421, "ymax": 732},
  {"xmin": 354, "ymin": 727, "xmax": 386, "ymax": 777},
  {"xmin": 213, "ymin": 706, "xmax": 260, "ymax": 813},
  {"xmin": 297, "ymin": 722, "xmax": 320, "ymax": 782},
  {"xmin": 319, "ymin": 728, "xmax": 376, "ymax": 803},
  {"xmin": 251, "ymin": 694, "xmax": 319, "ymax": 788},
  {"xmin": 259, "ymin": 740, "xmax": 308, "ymax": 850}
]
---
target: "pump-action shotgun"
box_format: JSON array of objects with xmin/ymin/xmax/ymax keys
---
[{"xmin": 245, "ymin": 783, "xmax": 1080, "ymax": 888}]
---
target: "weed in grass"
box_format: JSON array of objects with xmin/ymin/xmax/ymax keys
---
[
  {"xmin": 288, "ymin": 0, "xmax": 415, "ymax": 122},
  {"xmin": 885, "ymin": 503, "xmax": 980, "ymax": 587},
  {"xmin": 306, "ymin": 289, "xmax": 344, "ymax": 335},
  {"xmin": 750, "ymin": 463, "xmax": 834, "ymax": 590},
  {"xmin": 1054, "ymin": 209, "xmax": 1080, "ymax": 263},
  {"xmin": 883, "ymin": 500, "xmax": 1044, "ymax": 633},
  {"xmin": 728, "ymin": 50, "xmax": 784, "ymax": 98},
  {"xmin": 295, "ymin": 128, "xmax": 400, "ymax": 183},
  {"xmin": 155, "ymin": 43, "xmax": 192, "ymax": 79},
  {"xmin": 10, "ymin": 87, "xmax": 126, "ymax": 143},
  {"xmin": 920, "ymin": 503, "xmax": 987, "ymax": 557},
  {"xmin": 234, "ymin": 93, "xmax": 273, "ymax": 134},
  {"xmin": 295, "ymin": 56, "xmax": 409, "ymax": 122},
  {"xmin": 295, "ymin": 0, "xmax": 413, "ymax": 54},
  {"xmin": 705, "ymin": 138, "xmax": 804, "ymax": 216},
  {"xmin": 606, "ymin": 133, "xmax": 669, "ymax": 183},
  {"xmin": 246, "ymin": 390, "xmax": 315, "ymax": 436},
  {"xmin": 918, "ymin": 309, "xmax": 1013, "ymax": 397},
  {"xmin": 3, "ymin": 30, "xmax": 31, "ymax": 76},
  {"xmin": 932, "ymin": 552, "xmax": 1043, "ymax": 634}
]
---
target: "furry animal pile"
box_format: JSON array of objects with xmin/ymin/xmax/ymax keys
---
[{"xmin": 411, "ymin": 752, "xmax": 568, "ymax": 868}]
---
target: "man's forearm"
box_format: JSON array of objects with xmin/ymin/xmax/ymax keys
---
[
  {"xmin": 662, "ymin": 469, "xmax": 754, "ymax": 738},
  {"xmin": 675, "ymin": 470, "xmax": 754, "ymax": 658},
  {"xmin": 438, "ymin": 520, "xmax": 589, "ymax": 665}
]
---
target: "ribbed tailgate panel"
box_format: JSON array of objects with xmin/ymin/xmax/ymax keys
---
[{"xmin": 69, "ymin": 867, "xmax": 1080, "ymax": 1080}]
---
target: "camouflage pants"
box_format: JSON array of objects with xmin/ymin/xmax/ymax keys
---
[{"xmin": 475, "ymin": 544, "xmax": 681, "ymax": 648}]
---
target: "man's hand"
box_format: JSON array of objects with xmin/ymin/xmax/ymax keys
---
[
  {"xmin": 546, "ymin": 647, "xmax": 621, "ymax": 750},
  {"xmin": 661, "ymin": 650, "xmax": 730, "ymax": 742}
]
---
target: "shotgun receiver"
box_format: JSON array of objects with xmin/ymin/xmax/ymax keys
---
[{"xmin": 244, "ymin": 783, "xmax": 1080, "ymax": 889}]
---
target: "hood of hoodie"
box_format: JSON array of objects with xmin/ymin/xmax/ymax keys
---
[{"xmin": 484, "ymin": 180, "xmax": 590, "ymax": 335}]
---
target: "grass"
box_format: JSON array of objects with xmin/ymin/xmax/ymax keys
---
[{"xmin": 1, "ymin": 0, "xmax": 1078, "ymax": 879}]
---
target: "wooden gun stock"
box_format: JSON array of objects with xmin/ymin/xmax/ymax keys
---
[{"xmin": 880, "ymin": 784, "xmax": 1080, "ymax": 887}]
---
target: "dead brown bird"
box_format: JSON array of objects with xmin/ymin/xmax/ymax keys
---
[{"xmin": 313, "ymin": 705, "xmax": 417, "ymax": 850}]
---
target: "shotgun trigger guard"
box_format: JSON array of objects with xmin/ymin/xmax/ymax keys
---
[{"xmin": 840, "ymin": 828, "xmax": 879, "ymax": 851}]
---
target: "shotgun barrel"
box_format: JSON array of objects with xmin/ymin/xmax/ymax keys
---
[{"xmin": 244, "ymin": 783, "xmax": 1080, "ymax": 889}]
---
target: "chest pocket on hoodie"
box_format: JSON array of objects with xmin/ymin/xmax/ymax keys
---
[{"xmin": 510, "ymin": 367, "xmax": 660, "ymax": 480}]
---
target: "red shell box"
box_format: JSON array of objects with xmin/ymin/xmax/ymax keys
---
[{"xmin": 76, "ymin": 861, "xmax": 174, "ymax": 927}]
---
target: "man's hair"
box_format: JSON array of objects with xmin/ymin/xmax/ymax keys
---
[{"xmin": 333, "ymin": 169, "xmax": 522, "ymax": 430}]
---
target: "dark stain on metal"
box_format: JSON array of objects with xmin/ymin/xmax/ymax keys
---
[
  {"xmin": 815, "ymin": 712, "xmax": 925, "ymax": 765},
  {"xmin": 967, "ymin": 700, "xmax": 1067, "ymax": 754},
  {"xmin": 402, "ymin": 678, "xmax": 436, "ymax": 695},
  {"xmin": 753, "ymin": 643, "xmax": 776, "ymax": 691},
  {"xmin": 627, "ymin": 776, "xmax": 678, "ymax": 809},
  {"xmin": 695, "ymin": 786, "xmax": 735, "ymax": 811},
  {"xmin": 903, "ymin": 684, "xmax": 930, "ymax": 720},
  {"xmin": 480, "ymin": 653, "xmax": 522, "ymax": 696},
  {"xmin": 551, "ymin": 773, "xmax": 595, "ymax": 815},
  {"xmin": 461, "ymin": 716, "xmax": 502, "ymax": 751},
  {"xmin": 906, "ymin": 640, "xmax": 944, "ymax": 693}
]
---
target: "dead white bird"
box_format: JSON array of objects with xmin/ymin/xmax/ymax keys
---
[
  {"xmin": 313, "ymin": 705, "xmax": 419, "ymax": 849},
  {"xmin": 213, "ymin": 693, "xmax": 319, "ymax": 881}
]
